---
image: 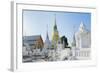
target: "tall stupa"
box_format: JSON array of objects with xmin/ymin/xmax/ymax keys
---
[
  {"xmin": 75, "ymin": 21, "xmax": 91, "ymax": 48},
  {"xmin": 44, "ymin": 25, "xmax": 51, "ymax": 49},
  {"xmin": 52, "ymin": 15, "xmax": 59, "ymax": 48}
]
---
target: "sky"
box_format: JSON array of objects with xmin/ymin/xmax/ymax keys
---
[{"xmin": 23, "ymin": 10, "xmax": 91, "ymax": 46}]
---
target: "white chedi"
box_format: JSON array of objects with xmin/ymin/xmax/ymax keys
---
[
  {"xmin": 44, "ymin": 29, "xmax": 51, "ymax": 49},
  {"xmin": 71, "ymin": 21, "xmax": 91, "ymax": 60},
  {"xmin": 75, "ymin": 22, "xmax": 91, "ymax": 48}
]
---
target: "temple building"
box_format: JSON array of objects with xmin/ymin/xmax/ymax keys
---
[
  {"xmin": 75, "ymin": 22, "xmax": 91, "ymax": 48},
  {"xmin": 71, "ymin": 22, "xmax": 91, "ymax": 60},
  {"xmin": 23, "ymin": 35, "xmax": 44, "ymax": 49}
]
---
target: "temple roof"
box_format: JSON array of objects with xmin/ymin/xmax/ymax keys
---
[{"xmin": 23, "ymin": 35, "xmax": 43, "ymax": 45}]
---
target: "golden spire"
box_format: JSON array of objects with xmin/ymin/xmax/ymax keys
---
[{"xmin": 52, "ymin": 14, "xmax": 59, "ymax": 45}]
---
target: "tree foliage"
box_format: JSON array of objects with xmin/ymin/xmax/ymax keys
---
[{"xmin": 60, "ymin": 36, "xmax": 69, "ymax": 48}]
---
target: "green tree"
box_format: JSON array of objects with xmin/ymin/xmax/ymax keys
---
[{"xmin": 60, "ymin": 36, "xmax": 68, "ymax": 48}]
